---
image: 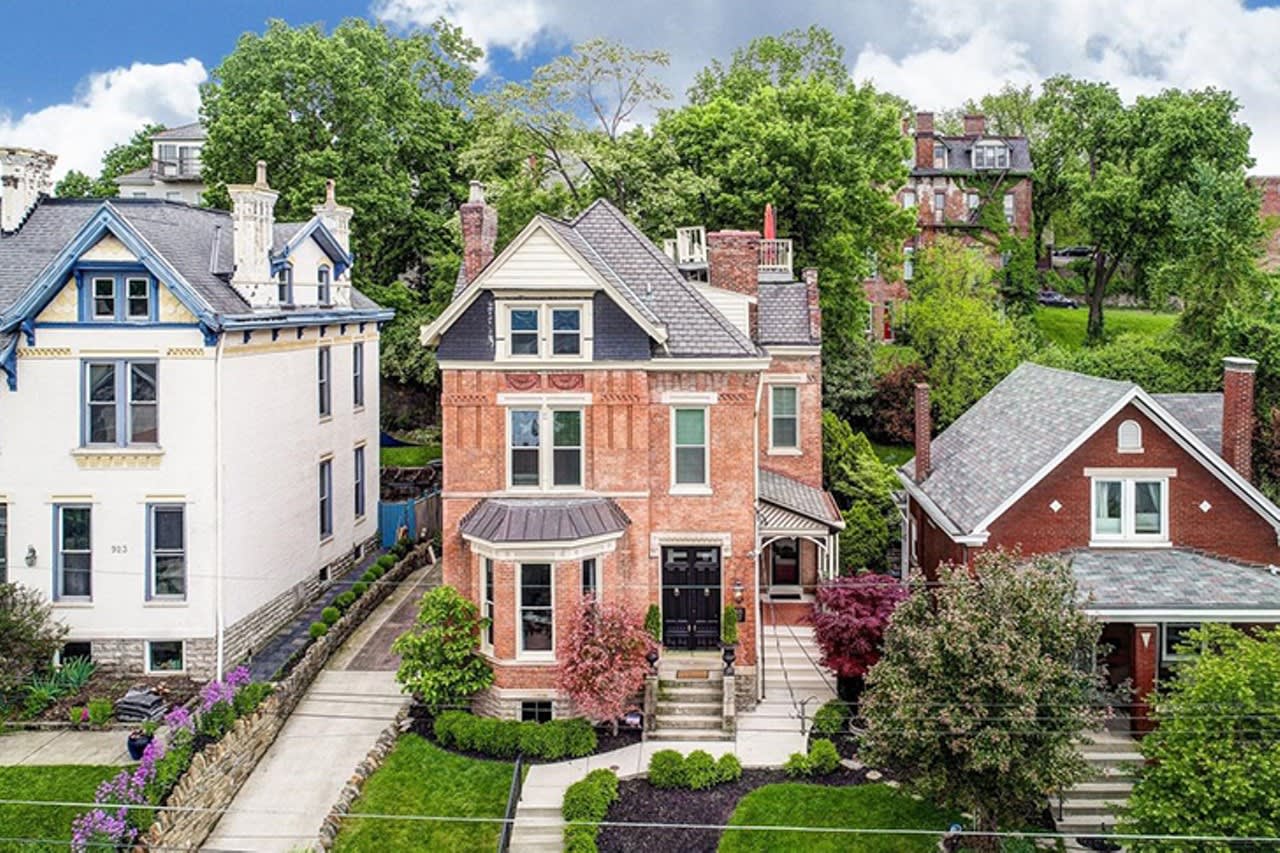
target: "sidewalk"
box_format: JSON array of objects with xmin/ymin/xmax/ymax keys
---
[
  {"xmin": 0, "ymin": 729, "xmax": 132, "ymax": 766},
  {"xmin": 202, "ymin": 565, "xmax": 436, "ymax": 852}
]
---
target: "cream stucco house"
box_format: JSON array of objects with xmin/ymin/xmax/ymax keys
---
[{"xmin": 0, "ymin": 148, "xmax": 391, "ymax": 678}]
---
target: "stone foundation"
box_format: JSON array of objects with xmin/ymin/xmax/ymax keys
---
[
  {"xmin": 733, "ymin": 668, "xmax": 758, "ymax": 712},
  {"xmin": 85, "ymin": 637, "xmax": 218, "ymax": 680}
]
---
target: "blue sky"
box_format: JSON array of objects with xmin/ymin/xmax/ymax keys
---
[{"xmin": 6, "ymin": 0, "xmax": 1280, "ymax": 176}]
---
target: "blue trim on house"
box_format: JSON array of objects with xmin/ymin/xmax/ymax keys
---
[
  {"xmin": 74, "ymin": 267, "xmax": 159, "ymax": 323},
  {"xmin": 0, "ymin": 336, "xmax": 17, "ymax": 392},
  {"xmin": 218, "ymin": 307, "xmax": 394, "ymax": 331},
  {"xmin": 145, "ymin": 503, "xmax": 188, "ymax": 602},
  {"xmin": 36, "ymin": 322, "xmax": 200, "ymax": 331},
  {"xmin": 79, "ymin": 357, "xmax": 160, "ymax": 448},
  {"xmin": 269, "ymin": 217, "xmax": 354, "ymax": 278}
]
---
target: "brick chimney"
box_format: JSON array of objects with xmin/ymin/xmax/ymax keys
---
[
  {"xmin": 1222, "ymin": 356, "xmax": 1258, "ymax": 481},
  {"xmin": 914, "ymin": 383, "xmax": 932, "ymax": 482},
  {"xmin": 963, "ymin": 114, "xmax": 987, "ymax": 137},
  {"xmin": 914, "ymin": 111, "xmax": 934, "ymax": 170},
  {"xmin": 460, "ymin": 180, "xmax": 497, "ymax": 284},
  {"xmin": 708, "ymin": 229, "xmax": 762, "ymax": 338},
  {"xmin": 228, "ymin": 160, "xmax": 278, "ymax": 306},
  {"xmin": 0, "ymin": 148, "xmax": 55, "ymax": 233},
  {"xmin": 313, "ymin": 178, "xmax": 353, "ymax": 254},
  {"xmin": 802, "ymin": 267, "xmax": 821, "ymax": 342}
]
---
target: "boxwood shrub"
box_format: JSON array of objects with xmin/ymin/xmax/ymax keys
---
[
  {"xmin": 811, "ymin": 699, "xmax": 851, "ymax": 736},
  {"xmin": 352, "ymin": 581, "xmax": 369, "ymax": 597},
  {"xmin": 562, "ymin": 768, "xmax": 619, "ymax": 852},
  {"xmin": 309, "ymin": 621, "xmax": 328, "ymax": 639},
  {"xmin": 432, "ymin": 711, "xmax": 596, "ymax": 761},
  {"xmin": 647, "ymin": 749, "xmax": 743, "ymax": 789},
  {"xmin": 334, "ymin": 590, "xmax": 357, "ymax": 611},
  {"xmin": 684, "ymin": 750, "xmax": 719, "ymax": 790},
  {"xmin": 647, "ymin": 749, "xmax": 686, "ymax": 789},
  {"xmin": 320, "ymin": 606, "xmax": 341, "ymax": 626},
  {"xmin": 376, "ymin": 555, "xmax": 396, "ymax": 571}
]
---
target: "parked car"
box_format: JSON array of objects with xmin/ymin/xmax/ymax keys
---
[
  {"xmin": 1053, "ymin": 245, "xmax": 1094, "ymax": 258},
  {"xmin": 1038, "ymin": 290, "xmax": 1079, "ymax": 308}
]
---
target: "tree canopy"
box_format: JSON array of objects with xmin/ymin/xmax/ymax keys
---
[{"xmin": 54, "ymin": 123, "xmax": 164, "ymax": 198}]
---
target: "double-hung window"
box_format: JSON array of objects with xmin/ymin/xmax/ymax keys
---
[
  {"xmin": 673, "ymin": 408, "xmax": 709, "ymax": 489},
  {"xmin": 354, "ymin": 446, "xmax": 366, "ymax": 518},
  {"xmin": 770, "ymin": 386, "xmax": 799, "ymax": 451},
  {"xmin": 581, "ymin": 558, "xmax": 598, "ymax": 599},
  {"xmin": 483, "ymin": 558, "xmax": 495, "ymax": 649},
  {"xmin": 903, "ymin": 247, "xmax": 915, "ymax": 281},
  {"xmin": 1092, "ymin": 478, "xmax": 1167, "ymax": 542},
  {"xmin": 973, "ymin": 144, "xmax": 1009, "ymax": 170},
  {"xmin": 56, "ymin": 505, "xmax": 92, "ymax": 600},
  {"xmin": 509, "ymin": 308, "xmax": 539, "ymax": 355},
  {"xmin": 519, "ymin": 563, "xmax": 554, "ymax": 655},
  {"xmin": 317, "ymin": 266, "xmax": 332, "ymax": 305},
  {"xmin": 503, "ymin": 303, "xmax": 589, "ymax": 359},
  {"xmin": 148, "ymin": 505, "xmax": 186, "ymax": 600},
  {"xmin": 901, "ymin": 190, "xmax": 916, "ymax": 209},
  {"xmin": 352, "ymin": 342, "xmax": 365, "ymax": 408},
  {"xmin": 507, "ymin": 407, "xmax": 583, "ymax": 489},
  {"xmin": 93, "ymin": 278, "xmax": 116, "ymax": 319},
  {"xmin": 1003, "ymin": 192, "xmax": 1015, "ymax": 225},
  {"xmin": 87, "ymin": 275, "xmax": 152, "ymax": 322},
  {"xmin": 1162, "ymin": 622, "xmax": 1202, "ymax": 663},
  {"xmin": 319, "ymin": 460, "xmax": 333, "ymax": 540},
  {"xmin": 318, "ymin": 347, "xmax": 332, "ymax": 417},
  {"xmin": 84, "ymin": 361, "xmax": 158, "ymax": 446},
  {"xmin": 933, "ymin": 190, "xmax": 946, "ymax": 224},
  {"xmin": 277, "ymin": 267, "xmax": 294, "ymax": 305},
  {"xmin": 551, "ymin": 308, "xmax": 581, "ymax": 356}
]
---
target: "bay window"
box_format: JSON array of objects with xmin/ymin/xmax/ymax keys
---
[
  {"xmin": 519, "ymin": 563, "xmax": 553, "ymax": 654},
  {"xmin": 582, "ymin": 557, "xmax": 597, "ymax": 598},
  {"xmin": 483, "ymin": 558, "xmax": 495, "ymax": 649},
  {"xmin": 1092, "ymin": 477, "xmax": 1167, "ymax": 542}
]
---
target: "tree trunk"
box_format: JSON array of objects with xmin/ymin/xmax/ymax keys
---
[
  {"xmin": 611, "ymin": 718, "xmax": 619, "ymax": 737},
  {"xmin": 969, "ymin": 810, "xmax": 1001, "ymax": 852},
  {"xmin": 1087, "ymin": 250, "xmax": 1108, "ymax": 343}
]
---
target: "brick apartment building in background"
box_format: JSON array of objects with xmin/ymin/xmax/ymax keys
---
[{"xmin": 864, "ymin": 111, "xmax": 1034, "ymax": 342}]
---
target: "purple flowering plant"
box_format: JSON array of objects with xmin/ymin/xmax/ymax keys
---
[
  {"xmin": 71, "ymin": 807, "xmax": 137, "ymax": 853},
  {"xmin": 163, "ymin": 704, "xmax": 193, "ymax": 733}
]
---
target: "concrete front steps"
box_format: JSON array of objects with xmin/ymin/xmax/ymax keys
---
[
  {"xmin": 652, "ymin": 660, "xmax": 731, "ymax": 740},
  {"xmin": 1054, "ymin": 729, "xmax": 1140, "ymax": 849},
  {"xmin": 507, "ymin": 786, "xmax": 565, "ymax": 853},
  {"xmin": 738, "ymin": 625, "xmax": 837, "ymax": 736}
]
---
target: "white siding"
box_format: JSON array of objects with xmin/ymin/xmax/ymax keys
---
[
  {"xmin": 698, "ymin": 285, "xmax": 752, "ymax": 337},
  {"xmin": 483, "ymin": 227, "xmax": 601, "ymax": 292}
]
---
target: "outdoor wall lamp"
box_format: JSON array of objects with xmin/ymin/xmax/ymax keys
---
[
  {"xmin": 733, "ymin": 578, "xmax": 744, "ymax": 604},
  {"xmin": 25, "ymin": 546, "xmax": 37, "ymax": 567}
]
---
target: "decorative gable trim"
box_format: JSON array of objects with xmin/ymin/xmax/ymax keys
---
[
  {"xmin": 269, "ymin": 216, "xmax": 354, "ymax": 278},
  {"xmin": 421, "ymin": 218, "xmax": 668, "ymax": 347}
]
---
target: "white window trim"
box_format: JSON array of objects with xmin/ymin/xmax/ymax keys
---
[
  {"xmin": 1089, "ymin": 476, "xmax": 1170, "ymax": 546},
  {"xmin": 480, "ymin": 557, "xmax": 495, "ymax": 654},
  {"xmin": 498, "ymin": 300, "xmax": 594, "ymax": 362},
  {"xmin": 670, "ymin": 406, "xmax": 711, "ymax": 495},
  {"xmin": 144, "ymin": 640, "xmax": 186, "ymax": 675},
  {"xmin": 581, "ymin": 556, "xmax": 599, "ymax": 600},
  {"xmin": 903, "ymin": 247, "xmax": 915, "ymax": 281},
  {"xmin": 1002, "ymin": 193, "xmax": 1016, "ymax": 225},
  {"xmin": 973, "ymin": 142, "xmax": 1010, "ymax": 170},
  {"xmin": 516, "ymin": 562, "xmax": 555, "ymax": 661},
  {"xmin": 126, "ymin": 277, "xmax": 151, "ymax": 319},
  {"xmin": 148, "ymin": 503, "xmax": 187, "ymax": 602},
  {"xmin": 92, "ymin": 277, "xmax": 116, "ymax": 320},
  {"xmin": 1118, "ymin": 419, "xmax": 1144, "ymax": 454},
  {"xmin": 505, "ymin": 406, "xmax": 586, "ymax": 492},
  {"xmin": 768, "ymin": 384, "xmax": 801, "ymax": 455},
  {"xmin": 901, "ymin": 190, "xmax": 916, "ymax": 209},
  {"xmin": 1161, "ymin": 622, "xmax": 1203, "ymax": 662}
]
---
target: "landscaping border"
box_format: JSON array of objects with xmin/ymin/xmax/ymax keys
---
[
  {"xmin": 138, "ymin": 543, "xmax": 434, "ymax": 851},
  {"xmin": 316, "ymin": 705, "xmax": 412, "ymax": 850}
]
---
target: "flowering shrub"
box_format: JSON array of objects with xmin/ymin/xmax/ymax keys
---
[
  {"xmin": 556, "ymin": 598, "xmax": 653, "ymax": 735},
  {"xmin": 71, "ymin": 808, "xmax": 137, "ymax": 853},
  {"xmin": 163, "ymin": 705, "xmax": 193, "ymax": 734}
]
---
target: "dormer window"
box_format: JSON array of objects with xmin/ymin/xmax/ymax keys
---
[
  {"xmin": 318, "ymin": 265, "xmax": 332, "ymax": 306},
  {"xmin": 973, "ymin": 142, "xmax": 1010, "ymax": 170},
  {"xmin": 510, "ymin": 308, "xmax": 539, "ymax": 355},
  {"xmin": 500, "ymin": 301, "xmax": 592, "ymax": 360},
  {"xmin": 1092, "ymin": 477, "xmax": 1168, "ymax": 543},
  {"xmin": 93, "ymin": 278, "xmax": 115, "ymax": 319},
  {"xmin": 552, "ymin": 309, "xmax": 581, "ymax": 355},
  {"xmin": 932, "ymin": 142, "xmax": 947, "ymax": 168},
  {"xmin": 84, "ymin": 273, "xmax": 155, "ymax": 323},
  {"xmin": 277, "ymin": 267, "xmax": 293, "ymax": 306}
]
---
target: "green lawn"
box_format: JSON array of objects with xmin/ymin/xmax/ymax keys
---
[
  {"xmin": 870, "ymin": 441, "xmax": 913, "ymax": 468},
  {"xmin": 332, "ymin": 735, "xmax": 515, "ymax": 853},
  {"xmin": 379, "ymin": 444, "xmax": 442, "ymax": 467},
  {"xmin": 1033, "ymin": 306, "xmax": 1177, "ymax": 351},
  {"xmin": 719, "ymin": 783, "xmax": 962, "ymax": 853},
  {"xmin": 0, "ymin": 765, "xmax": 124, "ymax": 852}
]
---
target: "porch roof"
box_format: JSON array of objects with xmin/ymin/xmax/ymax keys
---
[
  {"xmin": 459, "ymin": 497, "xmax": 630, "ymax": 544},
  {"xmin": 758, "ymin": 470, "xmax": 844, "ymax": 530},
  {"xmin": 1067, "ymin": 548, "xmax": 1280, "ymax": 616},
  {"xmin": 758, "ymin": 502, "xmax": 831, "ymax": 535}
]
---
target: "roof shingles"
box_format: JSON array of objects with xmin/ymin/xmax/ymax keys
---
[{"xmin": 1070, "ymin": 548, "xmax": 1280, "ymax": 611}]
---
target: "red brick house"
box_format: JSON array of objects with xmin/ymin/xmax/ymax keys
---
[
  {"xmin": 865, "ymin": 111, "xmax": 1034, "ymax": 342},
  {"xmin": 420, "ymin": 184, "xmax": 842, "ymax": 722},
  {"xmin": 1250, "ymin": 175, "xmax": 1280, "ymax": 270},
  {"xmin": 901, "ymin": 359, "xmax": 1280, "ymax": 731}
]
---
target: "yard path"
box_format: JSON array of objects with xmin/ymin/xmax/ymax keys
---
[
  {"xmin": 0, "ymin": 729, "xmax": 132, "ymax": 766},
  {"xmin": 202, "ymin": 565, "xmax": 436, "ymax": 853}
]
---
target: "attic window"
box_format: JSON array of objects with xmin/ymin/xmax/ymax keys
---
[
  {"xmin": 1118, "ymin": 419, "xmax": 1143, "ymax": 453},
  {"xmin": 973, "ymin": 143, "xmax": 1009, "ymax": 170},
  {"xmin": 932, "ymin": 142, "xmax": 946, "ymax": 169},
  {"xmin": 500, "ymin": 301, "xmax": 592, "ymax": 361}
]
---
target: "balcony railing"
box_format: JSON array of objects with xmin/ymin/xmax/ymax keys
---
[
  {"xmin": 664, "ymin": 226, "xmax": 707, "ymax": 266},
  {"xmin": 155, "ymin": 158, "xmax": 203, "ymax": 180},
  {"xmin": 758, "ymin": 238, "xmax": 793, "ymax": 276}
]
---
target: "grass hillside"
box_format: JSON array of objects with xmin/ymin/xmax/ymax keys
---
[{"xmin": 1033, "ymin": 307, "xmax": 1177, "ymax": 351}]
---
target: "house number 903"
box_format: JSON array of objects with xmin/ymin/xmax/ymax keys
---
[{"xmin": 111, "ymin": 545, "xmax": 128, "ymax": 555}]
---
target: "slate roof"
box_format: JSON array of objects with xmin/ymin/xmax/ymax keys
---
[
  {"xmin": 759, "ymin": 470, "xmax": 844, "ymax": 529},
  {"xmin": 0, "ymin": 198, "xmax": 384, "ymax": 325},
  {"xmin": 272, "ymin": 222, "xmax": 307, "ymax": 254},
  {"xmin": 1069, "ymin": 549, "xmax": 1280, "ymax": 612},
  {"xmin": 911, "ymin": 135, "xmax": 1033, "ymax": 177},
  {"xmin": 1152, "ymin": 393, "xmax": 1223, "ymax": 451},
  {"xmin": 152, "ymin": 122, "xmax": 207, "ymax": 141},
  {"xmin": 459, "ymin": 497, "xmax": 631, "ymax": 543},
  {"xmin": 757, "ymin": 282, "xmax": 816, "ymax": 346},
  {"xmin": 902, "ymin": 363, "xmax": 1135, "ymax": 534}
]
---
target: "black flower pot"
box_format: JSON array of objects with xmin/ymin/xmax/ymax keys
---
[
  {"xmin": 722, "ymin": 644, "xmax": 736, "ymax": 675},
  {"xmin": 126, "ymin": 732, "xmax": 153, "ymax": 761}
]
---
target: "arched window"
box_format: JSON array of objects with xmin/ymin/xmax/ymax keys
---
[
  {"xmin": 317, "ymin": 265, "xmax": 331, "ymax": 305},
  {"xmin": 1118, "ymin": 419, "xmax": 1143, "ymax": 453}
]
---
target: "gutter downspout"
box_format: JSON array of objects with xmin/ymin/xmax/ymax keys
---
[
  {"xmin": 214, "ymin": 332, "xmax": 226, "ymax": 676},
  {"xmin": 752, "ymin": 372, "xmax": 765, "ymax": 702}
]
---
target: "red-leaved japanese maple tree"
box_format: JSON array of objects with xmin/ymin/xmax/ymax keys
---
[
  {"xmin": 811, "ymin": 573, "xmax": 908, "ymax": 690},
  {"xmin": 557, "ymin": 597, "xmax": 655, "ymax": 735}
]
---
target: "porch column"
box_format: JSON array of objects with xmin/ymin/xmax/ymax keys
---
[{"xmin": 1132, "ymin": 624, "xmax": 1159, "ymax": 735}]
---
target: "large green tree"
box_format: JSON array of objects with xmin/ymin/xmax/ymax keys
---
[
  {"xmin": 1124, "ymin": 625, "xmax": 1280, "ymax": 847},
  {"xmin": 822, "ymin": 411, "xmax": 900, "ymax": 573},
  {"xmin": 686, "ymin": 25, "xmax": 849, "ymax": 106},
  {"xmin": 54, "ymin": 123, "xmax": 164, "ymax": 198},
  {"xmin": 861, "ymin": 550, "xmax": 1109, "ymax": 841},
  {"xmin": 199, "ymin": 18, "xmax": 478, "ymax": 385}
]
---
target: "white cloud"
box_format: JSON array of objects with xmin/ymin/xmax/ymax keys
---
[
  {"xmin": 375, "ymin": 0, "xmax": 1280, "ymax": 171},
  {"xmin": 0, "ymin": 59, "xmax": 206, "ymax": 182}
]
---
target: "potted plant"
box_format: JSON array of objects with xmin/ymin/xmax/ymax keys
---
[
  {"xmin": 126, "ymin": 721, "xmax": 158, "ymax": 761},
  {"xmin": 721, "ymin": 604, "xmax": 739, "ymax": 674},
  {"xmin": 643, "ymin": 605, "xmax": 662, "ymax": 671}
]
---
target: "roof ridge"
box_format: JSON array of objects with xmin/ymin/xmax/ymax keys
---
[
  {"xmin": 541, "ymin": 214, "xmax": 660, "ymax": 328},
  {"xmin": 578, "ymin": 200, "xmax": 761, "ymax": 356}
]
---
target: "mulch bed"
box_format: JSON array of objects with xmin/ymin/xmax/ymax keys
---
[
  {"xmin": 597, "ymin": 767, "xmax": 867, "ymax": 853},
  {"xmin": 37, "ymin": 672, "xmax": 201, "ymax": 724},
  {"xmin": 406, "ymin": 702, "xmax": 642, "ymax": 762}
]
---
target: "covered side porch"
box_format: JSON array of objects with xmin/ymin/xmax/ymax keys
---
[
  {"xmin": 1068, "ymin": 548, "xmax": 1280, "ymax": 734},
  {"xmin": 757, "ymin": 470, "xmax": 844, "ymax": 626}
]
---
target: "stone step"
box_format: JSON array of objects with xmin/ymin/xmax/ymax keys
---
[
  {"xmin": 762, "ymin": 626, "xmax": 815, "ymax": 636},
  {"xmin": 655, "ymin": 701, "xmax": 722, "ymax": 716},
  {"xmin": 653, "ymin": 713, "xmax": 723, "ymax": 729},
  {"xmin": 1081, "ymin": 751, "xmax": 1143, "ymax": 765},
  {"xmin": 659, "ymin": 684, "xmax": 721, "ymax": 699},
  {"xmin": 509, "ymin": 842, "xmax": 562, "ymax": 853},
  {"xmin": 648, "ymin": 727, "xmax": 733, "ymax": 741},
  {"xmin": 1058, "ymin": 797, "xmax": 1126, "ymax": 815},
  {"xmin": 1067, "ymin": 781, "xmax": 1134, "ymax": 800},
  {"xmin": 1054, "ymin": 813, "xmax": 1123, "ymax": 833},
  {"xmin": 659, "ymin": 677, "xmax": 723, "ymax": 689},
  {"xmin": 517, "ymin": 803, "xmax": 563, "ymax": 819}
]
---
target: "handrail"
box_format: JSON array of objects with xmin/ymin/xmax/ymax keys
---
[{"xmin": 496, "ymin": 752, "xmax": 525, "ymax": 853}]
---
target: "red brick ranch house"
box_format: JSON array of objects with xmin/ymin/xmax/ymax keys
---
[
  {"xmin": 901, "ymin": 360, "xmax": 1280, "ymax": 731},
  {"xmin": 421, "ymin": 184, "xmax": 843, "ymax": 720}
]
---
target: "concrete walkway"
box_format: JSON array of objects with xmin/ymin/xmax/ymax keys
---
[
  {"xmin": 0, "ymin": 728, "xmax": 133, "ymax": 766},
  {"xmin": 202, "ymin": 565, "xmax": 436, "ymax": 852}
]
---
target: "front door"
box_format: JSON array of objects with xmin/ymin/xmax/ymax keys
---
[
  {"xmin": 661, "ymin": 546, "xmax": 721, "ymax": 650},
  {"xmin": 770, "ymin": 538, "xmax": 800, "ymax": 588}
]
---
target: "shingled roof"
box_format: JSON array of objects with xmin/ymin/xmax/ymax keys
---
[
  {"xmin": 758, "ymin": 282, "xmax": 816, "ymax": 346},
  {"xmin": 759, "ymin": 470, "xmax": 844, "ymax": 529},
  {"xmin": 911, "ymin": 135, "xmax": 1034, "ymax": 177},
  {"xmin": 1069, "ymin": 548, "xmax": 1280, "ymax": 613}
]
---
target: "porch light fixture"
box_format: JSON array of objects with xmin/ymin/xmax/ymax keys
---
[
  {"xmin": 733, "ymin": 578, "xmax": 744, "ymax": 604},
  {"xmin": 25, "ymin": 546, "xmax": 36, "ymax": 567}
]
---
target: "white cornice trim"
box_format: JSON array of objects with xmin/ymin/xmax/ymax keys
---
[
  {"xmin": 764, "ymin": 345, "xmax": 821, "ymax": 355},
  {"xmin": 1087, "ymin": 607, "xmax": 1280, "ymax": 621},
  {"xmin": 661, "ymin": 391, "xmax": 718, "ymax": 405},
  {"xmin": 495, "ymin": 392, "xmax": 592, "ymax": 406},
  {"xmin": 462, "ymin": 531, "xmax": 622, "ymax": 561},
  {"xmin": 436, "ymin": 357, "xmax": 772, "ymax": 372}
]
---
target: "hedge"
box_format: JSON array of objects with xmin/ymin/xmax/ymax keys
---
[
  {"xmin": 562, "ymin": 768, "xmax": 619, "ymax": 852},
  {"xmin": 431, "ymin": 711, "xmax": 596, "ymax": 761},
  {"xmin": 646, "ymin": 749, "xmax": 741, "ymax": 790}
]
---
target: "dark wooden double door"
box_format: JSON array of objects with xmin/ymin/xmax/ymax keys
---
[{"xmin": 661, "ymin": 546, "xmax": 721, "ymax": 650}]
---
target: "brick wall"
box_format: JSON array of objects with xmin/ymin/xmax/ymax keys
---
[{"xmin": 759, "ymin": 354, "xmax": 823, "ymax": 488}]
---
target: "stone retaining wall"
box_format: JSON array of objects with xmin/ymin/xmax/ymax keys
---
[
  {"xmin": 139, "ymin": 543, "xmax": 433, "ymax": 852},
  {"xmin": 316, "ymin": 706, "xmax": 412, "ymax": 850}
]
